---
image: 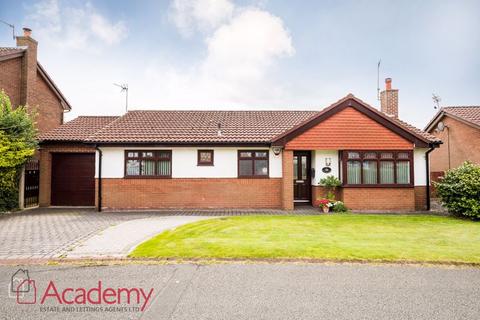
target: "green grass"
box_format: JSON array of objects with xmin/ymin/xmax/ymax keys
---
[{"xmin": 130, "ymin": 215, "xmax": 480, "ymax": 263}]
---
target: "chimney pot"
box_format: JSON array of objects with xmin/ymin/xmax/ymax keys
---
[
  {"xmin": 385, "ymin": 78, "xmax": 392, "ymax": 90},
  {"xmin": 23, "ymin": 27, "xmax": 32, "ymax": 37},
  {"xmin": 380, "ymin": 77, "xmax": 398, "ymax": 118}
]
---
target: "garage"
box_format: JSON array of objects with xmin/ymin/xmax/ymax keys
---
[{"xmin": 51, "ymin": 153, "xmax": 95, "ymax": 206}]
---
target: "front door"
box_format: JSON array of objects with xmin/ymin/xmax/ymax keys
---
[{"xmin": 293, "ymin": 151, "xmax": 311, "ymax": 203}]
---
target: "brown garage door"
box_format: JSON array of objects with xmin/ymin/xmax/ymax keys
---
[{"xmin": 51, "ymin": 153, "xmax": 95, "ymax": 206}]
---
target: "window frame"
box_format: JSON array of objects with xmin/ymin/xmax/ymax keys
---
[
  {"xmin": 124, "ymin": 150, "xmax": 172, "ymax": 178},
  {"xmin": 237, "ymin": 150, "xmax": 270, "ymax": 178},
  {"xmin": 197, "ymin": 150, "xmax": 214, "ymax": 166},
  {"xmin": 341, "ymin": 150, "xmax": 413, "ymax": 187}
]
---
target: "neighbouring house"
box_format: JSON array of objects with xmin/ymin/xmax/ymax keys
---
[
  {"xmin": 38, "ymin": 79, "xmax": 441, "ymax": 212},
  {"xmin": 424, "ymin": 106, "xmax": 480, "ymax": 184},
  {"xmin": 0, "ymin": 28, "xmax": 71, "ymax": 134},
  {"xmin": 0, "ymin": 27, "xmax": 72, "ymax": 208}
]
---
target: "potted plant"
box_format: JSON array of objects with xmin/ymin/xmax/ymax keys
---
[{"xmin": 318, "ymin": 199, "xmax": 332, "ymax": 213}]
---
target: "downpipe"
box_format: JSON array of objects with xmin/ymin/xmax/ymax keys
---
[{"xmin": 95, "ymin": 145, "xmax": 102, "ymax": 212}]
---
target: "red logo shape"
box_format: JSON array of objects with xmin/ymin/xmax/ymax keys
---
[{"xmin": 16, "ymin": 279, "xmax": 37, "ymax": 304}]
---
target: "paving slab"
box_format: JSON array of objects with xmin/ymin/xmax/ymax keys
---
[{"xmin": 66, "ymin": 216, "xmax": 212, "ymax": 258}]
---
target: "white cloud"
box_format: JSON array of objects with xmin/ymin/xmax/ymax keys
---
[
  {"xmin": 25, "ymin": 0, "xmax": 127, "ymax": 51},
  {"xmin": 30, "ymin": 0, "xmax": 296, "ymax": 120},
  {"xmin": 204, "ymin": 8, "xmax": 294, "ymax": 80},
  {"xmin": 136, "ymin": 7, "xmax": 295, "ymax": 107},
  {"xmin": 169, "ymin": 0, "xmax": 234, "ymax": 37}
]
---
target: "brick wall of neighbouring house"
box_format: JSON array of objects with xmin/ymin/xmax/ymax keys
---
[
  {"xmin": 39, "ymin": 144, "xmax": 95, "ymax": 206},
  {"xmin": 428, "ymin": 116, "xmax": 480, "ymax": 173},
  {"xmin": 29, "ymin": 74, "xmax": 64, "ymax": 134},
  {"xmin": 342, "ymin": 188, "xmax": 415, "ymax": 211},
  {"xmin": 98, "ymin": 178, "xmax": 282, "ymax": 210},
  {"xmin": 0, "ymin": 57, "xmax": 23, "ymax": 107},
  {"xmin": 0, "ymin": 58, "xmax": 64, "ymax": 134}
]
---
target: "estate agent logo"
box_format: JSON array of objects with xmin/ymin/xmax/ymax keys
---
[
  {"xmin": 8, "ymin": 268, "xmax": 154, "ymax": 313},
  {"xmin": 10, "ymin": 269, "xmax": 37, "ymax": 304}
]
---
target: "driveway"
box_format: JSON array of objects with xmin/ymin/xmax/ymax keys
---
[
  {"xmin": 0, "ymin": 207, "xmax": 319, "ymax": 260},
  {"xmin": 66, "ymin": 216, "xmax": 212, "ymax": 258},
  {"xmin": 0, "ymin": 208, "xmax": 156, "ymax": 259},
  {"xmin": 1, "ymin": 263, "xmax": 479, "ymax": 319}
]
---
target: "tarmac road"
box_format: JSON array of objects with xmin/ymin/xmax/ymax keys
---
[{"xmin": 1, "ymin": 263, "xmax": 479, "ymax": 320}]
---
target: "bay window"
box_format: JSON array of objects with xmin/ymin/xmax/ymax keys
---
[{"xmin": 343, "ymin": 151, "xmax": 412, "ymax": 186}]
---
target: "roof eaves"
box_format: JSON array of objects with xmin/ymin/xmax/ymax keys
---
[
  {"xmin": 37, "ymin": 63, "xmax": 72, "ymax": 111},
  {"xmin": 424, "ymin": 108, "xmax": 446, "ymax": 132},
  {"xmin": 443, "ymin": 108, "xmax": 480, "ymax": 130}
]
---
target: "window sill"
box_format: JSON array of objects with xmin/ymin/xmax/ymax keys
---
[
  {"xmin": 197, "ymin": 164, "xmax": 214, "ymax": 166},
  {"xmin": 237, "ymin": 176, "xmax": 270, "ymax": 179},
  {"xmin": 342, "ymin": 184, "xmax": 414, "ymax": 188},
  {"xmin": 124, "ymin": 176, "xmax": 172, "ymax": 179}
]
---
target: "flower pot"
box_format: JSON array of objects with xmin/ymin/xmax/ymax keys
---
[{"xmin": 322, "ymin": 206, "xmax": 329, "ymax": 213}]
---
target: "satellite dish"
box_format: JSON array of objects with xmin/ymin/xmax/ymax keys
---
[{"xmin": 437, "ymin": 121, "xmax": 445, "ymax": 132}]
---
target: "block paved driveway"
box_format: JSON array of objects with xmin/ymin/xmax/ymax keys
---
[
  {"xmin": 0, "ymin": 208, "xmax": 156, "ymax": 259},
  {"xmin": 0, "ymin": 207, "xmax": 319, "ymax": 260}
]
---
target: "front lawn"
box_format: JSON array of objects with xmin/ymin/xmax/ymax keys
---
[{"xmin": 130, "ymin": 215, "xmax": 480, "ymax": 263}]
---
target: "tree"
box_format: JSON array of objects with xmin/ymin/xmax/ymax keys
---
[{"xmin": 0, "ymin": 90, "xmax": 37, "ymax": 212}]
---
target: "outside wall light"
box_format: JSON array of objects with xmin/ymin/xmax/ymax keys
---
[
  {"xmin": 272, "ymin": 147, "xmax": 282, "ymax": 156},
  {"xmin": 325, "ymin": 157, "xmax": 332, "ymax": 167}
]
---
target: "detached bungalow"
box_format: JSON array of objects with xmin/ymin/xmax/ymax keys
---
[{"xmin": 38, "ymin": 80, "xmax": 441, "ymax": 211}]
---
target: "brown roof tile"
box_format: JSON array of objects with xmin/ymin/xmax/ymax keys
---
[
  {"xmin": 425, "ymin": 106, "xmax": 480, "ymax": 131},
  {"xmin": 87, "ymin": 110, "xmax": 318, "ymax": 143},
  {"xmin": 0, "ymin": 47, "xmax": 25, "ymax": 57},
  {"xmin": 39, "ymin": 116, "xmax": 120, "ymax": 142},
  {"xmin": 443, "ymin": 106, "xmax": 480, "ymax": 127},
  {"xmin": 40, "ymin": 96, "xmax": 439, "ymax": 145}
]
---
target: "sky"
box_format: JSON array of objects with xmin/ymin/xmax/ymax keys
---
[{"xmin": 0, "ymin": 0, "xmax": 479, "ymax": 127}]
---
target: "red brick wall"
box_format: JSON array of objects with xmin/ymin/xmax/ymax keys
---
[
  {"xmin": 311, "ymin": 186, "xmax": 343, "ymax": 204},
  {"xmin": 99, "ymin": 178, "xmax": 282, "ymax": 210},
  {"xmin": 0, "ymin": 57, "xmax": 23, "ymax": 107},
  {"xmin": 428, "ymin": 116, "xmax": 480, "ymax": 173},
  {"xmin": 286, "ymin": 107, "xmax": 412, "ymax": 150},
  {"xmin": 414, "ymin": 186, "xmax": 427, "ymax": 211},
  {"xmin": 1, "ymin": 39, "xmax": 65, "ymax": 135},
  {"xmin": 39, "ymin": 144, "xmax": 96, "ymax": 207},
  {"xmin": 30, "ymin": 74, "xmax": 64, "ymax": 134},
  {"xmin": 342, "ymin": 188, "xmax": 415, "ymax": 211},
  {"xmin": 281, "ymin": 150, "xmax": 294, "ymax": 210}
]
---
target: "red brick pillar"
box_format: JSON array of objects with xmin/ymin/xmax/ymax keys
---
[
  {"xmin": 282, "ymin": 150, "xmax": 294, "ymax": 210},
  {"xmin": 38, "ymin": 149, "xmax": 51, "ymax": 207}
]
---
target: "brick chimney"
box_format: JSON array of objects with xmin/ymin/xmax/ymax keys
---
[
  {"xmin": 380, "ymin": 78, "xmax": 399, "ymax": 118},
  {"xmin": 16, "ymin": 27, "xmax": 38, "ymax": 106}
]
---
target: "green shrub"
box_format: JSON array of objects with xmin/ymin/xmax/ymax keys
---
[
  {"xmin": 332, "ymin": 201, "xmax": 349, "ymax": 213},
  {"xmin": 434, "ymin": 162, "xmax": 480, "ymax": 219},
  {"xmin": 0, "ymin": 91, "xmax": 37, "ymax": 212}
]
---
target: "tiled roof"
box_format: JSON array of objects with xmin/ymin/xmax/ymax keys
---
[
  {"xmin": 424, "ymin": 106, "xmax": 480, "ymax": 131},
  {"xmin": 391, "ymin": 117, "xmax": 441, "ymax": 143},
  {"xmin": 87, "ymin": 111, "xmax": 318, "ymax": 143},
  {"xmin": 39, "ymin": 116, "xmax": 120, "ymax": 142},
  {"xmin": 347, "ymin": 95, "xmax": 441, "ymax": 143},
  {"xmin": 443, "ymin": 106, "xmax": 480, "ymax": 127},
  {"xmin": 40, "ymin": 96, "xmax": 440, "ymax": 145},
  {"xmin": 0, "ymin": 47, "xmax": 25, "ymax": 57}
]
